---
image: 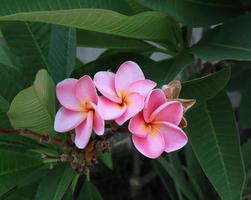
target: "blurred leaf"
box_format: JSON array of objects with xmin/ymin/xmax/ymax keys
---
[
  {"xmin": 157, "ymin": 156, "xmax": 196, "ymax": 200},
  {"xmin": 240, "ymin": 88, "xmax": 251, "ymax": 128},
  {"xmin": 136, "ymin": 0, "xmax": 242, "ymax": 27},
  {"xmin": 186, "ymin": 92, "xmax": 245, "ymax": 200},
  {"xmin": 48, "ymin": 25, "xmax": 76, "ymax": 83},
  {"xmin": 77, "ymin": 29, "xmax": 156, "ymax": 51},
  {"xmin": 242, "ymin": 139, "xmax": 251, "ymax": 169},
  {"xmin": 0, "ymin": 150, "xmax": 43, "ymax": 196},
  {"xmin": 0, "ymin": 96, "xmax": 11, "ymax": 128},
  {"xmin": 0, "ymin": 0, "xmax": 138, "ymax": 16},
  {"xmin": 77, "ymin": 180, "xmax": 103, "ymax": 200},
  {"xmin": 191, "ymin": 16, "xmax": 251, "ymax": 62},
  {"xmin": 153, "ymin": 161, "xmax": 179, "ymax": 200},
  {"xmin": 98, "ymin": 152, "xmax": 113, "ymax": 170},
  {"xmin": 2, "ymin": 182, "xmax": 40, "ymax": 200},
  {"xmin": 0, "ymin": 9, "xmax": 179, "ymax": 44},
  {"xmin": 7, "ymin": 70, "xmax": 56, "ymax": 135},
  {"xmin": 180, "ymin": 68, "xmax": 231, "ymax": 106},
  {"xmin": 35, "ymin": 164, "xmax": 76, "ymax": 200}
]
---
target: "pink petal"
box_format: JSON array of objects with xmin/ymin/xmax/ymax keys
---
[
  {"xmin": 128, "ymin": 112, "xmax": 148, "ymax": 138},
  {"xmin": 75, "ymin": 75, "xmax": 98, "ymax": 104},
  {"xmin": 154, "ymin": 122, "xmax": 188, "ymax": 152},
  {"xmin": 150, "ymin": 101, "xmax": 183, "ymax": 125},
  {"xmin": 56, "ymin": 79, "xmax": 80, "ymax": 111},
  {"xmin": 132, "ymin": 129, "xmax": 165, "ymax": 159},
  {"xmin": 97, "ymin": 96, "xmax": 126, "ymax": 120},
  {"xmin": 128, "ymin": 79, "xmax": 156, "ymax": 97},
  {"xmin": 94, "ymin": 71, "xmax": 121, "ymax": 103},
  {"xmin": 115, "ymin": 61, "xmax": 145, "ymax": 95},
  {"xmin": 75, "ymin": 112, "xmax": 93, "ymax": 149},
  {"xmin": 143, "ymin": 89, "xmax": 166, "ymax": 123},
  {"xmin": 93, "ymin": 111, "xmax": 104, "ymax": 135},
  {"xmin": 115, "ymin": 93, "xmax": 144, "ymax": 125},
  {"xmin": 54, "ymin": 107, "xmax": 84, "ymax": 132}
]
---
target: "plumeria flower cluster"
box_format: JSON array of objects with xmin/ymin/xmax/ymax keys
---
[{"xmin": 54, "ymin": 61, "xmax": 190, "ymax": 159}]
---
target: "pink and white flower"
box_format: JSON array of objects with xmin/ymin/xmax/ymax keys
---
[
  {"xmin": 94, "ymin": 61, "xmax": 156, "ymax": 125},
  {"xmin": 129, "ymin": 89, "xmax": 188, "ymax": 159},
  {"xmin": 54, "ymin": 75, "xmax": 104, "ymax": 149}
]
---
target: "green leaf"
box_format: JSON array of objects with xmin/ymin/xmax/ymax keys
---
[
  {"xmin": 136, "ymin": 0, "xmax": 242, "ymax": 27},
  {"xmin": 1, "ymin": 22, "xmax": 50, "ymax": 85},
  {"xmin": 77, "ymin": 29, "xmax": 156, "ymax": 51},
  {"xmin": 180, "ymin": 68, "xmax": 231, "ymax": 106},
  {"xmin": 35, "ymin": 164, "xmax": 76, "ymax": 200},
  {"xmin": 0, "ymin": 45, "xmax": 25, "ymax": 100},
  {"xmin": 185, "ymin": 92, "xmax": 245, "ymax": 200},
  {"xmin": 0, "ymin": 9, "xmax": 179, "ymax": 43},
  {"xmin": 0, "ymin": 96, "xmax": 11, "ymax": 128},
  {"xmin": 77, "ymin": 180, "xmax": 103, "ymax": 200},
  {"xmin": 98, "ymin": 151, "xmax": 113, "ymax": 169},
  {"xmin": 3, "ymin": 182, "xmax": 40, "ymax": 200},
  {"xmin": 0, "ymin": 150, "xmax": 43, "ymax": 196},
  {"xmin": 242, "ymin": 139, "xmax": 251, "ymax": 169},
  {"xmin": 7, "ymin": 69, "xmax": 56, "ymax": 135},
  {"xmin": 191, "ymin": 16, "xmax": 251, "ymax": 62},
  {"xmin": 157, "ymin": 156, "xmax": 196, "ymax": 200},
  {"xmin": 0, "ymin": 0, "xmax": 138, "ymax": 16},
  {"xmin": 48, "ymin": 25, "xmax": 76, "ymax": 83}
]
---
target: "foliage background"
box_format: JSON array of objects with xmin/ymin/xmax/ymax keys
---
[{"xmin": 0, "ymin": 0, "xmax": 250, "ymax": 199}]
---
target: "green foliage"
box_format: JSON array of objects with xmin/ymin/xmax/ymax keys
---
[
  {"xmin": 77, "ymin": 180, "xmax": 103, "ymax": 200},
  {"xmin": 186, "ymin": 92, "xmax": 245, "ymax": 200},
  {"xmin": 7, "ymin": 70, "xmax": 56, "ymax": 135},
  {"xmin": 0, "ymin": 1, "xmax": 249, "ymax": 199},
  {"xmin": 35, "ymin": 164, "xmax": 76, "ymax": 200}
]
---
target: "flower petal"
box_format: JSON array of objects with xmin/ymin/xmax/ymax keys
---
[
  {"xmin": 75, "ymin": 75, "xmax": 98, "ymax": 104},
  {"xmin": 150, "ymin": 101, "xmax": 183, "ymax": 125},
  {"xmin": 143, "ymin": 89, "xmax": 166, "ymax": 123},
  {"xmin": 54, "ymin": 107, "xmax": 84, "ymax": 132},
  {"xmin": 56, "ymin": 79, "xmax": 80, "ymax": 111},
  {"xmin": 128, "ymin": 79, "xmax": 156, "ymax": 97},
  {"xmin": 94, "ymin": 71, "xmax": 121, "ymax": 103},
  {"xmin": 97, "ymin": 96, "xmax": 126, "ymax": 120},
  {"xmin": 93, "ymin": 111, "xmax": 105, "ymax": 135},
  {"xmin": 132, "ymin": 130, "xmax": 165, "ymax": 159},
  {"xmin": 115, "ymin": 93, "xmax": 144, "ymax": 125},
  {"xmin": 75, "ymin": 112, "xmax": 93, "ymax": 149},
  {"xmin": 154, "ymin": 122, "xmax": 188, "ymax": 152},
  {"xmin": 115, "ymin": 61, "xmax": 145, "ymax": 95},
  {"xmin": 128, "ymin": 112, "xmax": 148, "ymax": 138}
]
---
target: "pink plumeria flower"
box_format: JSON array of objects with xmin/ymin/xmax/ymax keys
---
[
  {"xmin": 94, "ymin": 61, "xmax": 156, "ymax": 125},
  {"xmin": 54, "ymin": 75, "xmax": 104, "ymax": 149},
  {"xmin": 129, "ymin": 89, "xmax": 188, "ymax": 159}
]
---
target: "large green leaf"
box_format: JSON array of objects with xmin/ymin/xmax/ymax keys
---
[
  {"xmin": 35, "ymin": 164, "xmax": 75, "ymax": 200},
  {"xmin": 48, "ymin": 25, "xmax": 76, "ymax": 83},
  {"xmin": 2, "ymin": 22, "xmax": 76, "ymax": 84},
  {"xmin": 77, "ymin": 29, "xmax": 156, "ymax": 51},
  {"xmin": 77, "ymin": 180, "xmax": 103, "ymax": 200},
  {"xmin": 242, "ymin": 139, "xmax": 251, "ymax": 169},
  {"xmin": 185, "ymin": 92, "xmax": 245, "ymax": 200},
  {"xmin": 136, "ymin": 0, "xmax": 242, "ymax": 27},
  {"xmin": 0, "ymin": 0, "xmax": 137, "ymax": 16},
  {"xmin": 180, "ymin": 68, "xmax": 231, "ymax": 106},
  {"xmin": 7, "ymin": 70, "xmax": 55, "ymax": 135},
  {"xmin": 0, "ymin": 45, "xmax": 25, "ymax": 100},
  {"xmin": 191, "ymin": 16, "xmax": 251, "ymax": 62},
  {"xmin": 0, "ymin": 9, "xmax": 179, "ymax": 44},
  {"xmin": 0, "ymin": 150, "xmax": 43, "ymax": 196}
]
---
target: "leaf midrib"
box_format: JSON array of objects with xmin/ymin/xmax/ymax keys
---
[{"xmin": 204, "ymin": 103, "xmax": 233, "ymax": 200}]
